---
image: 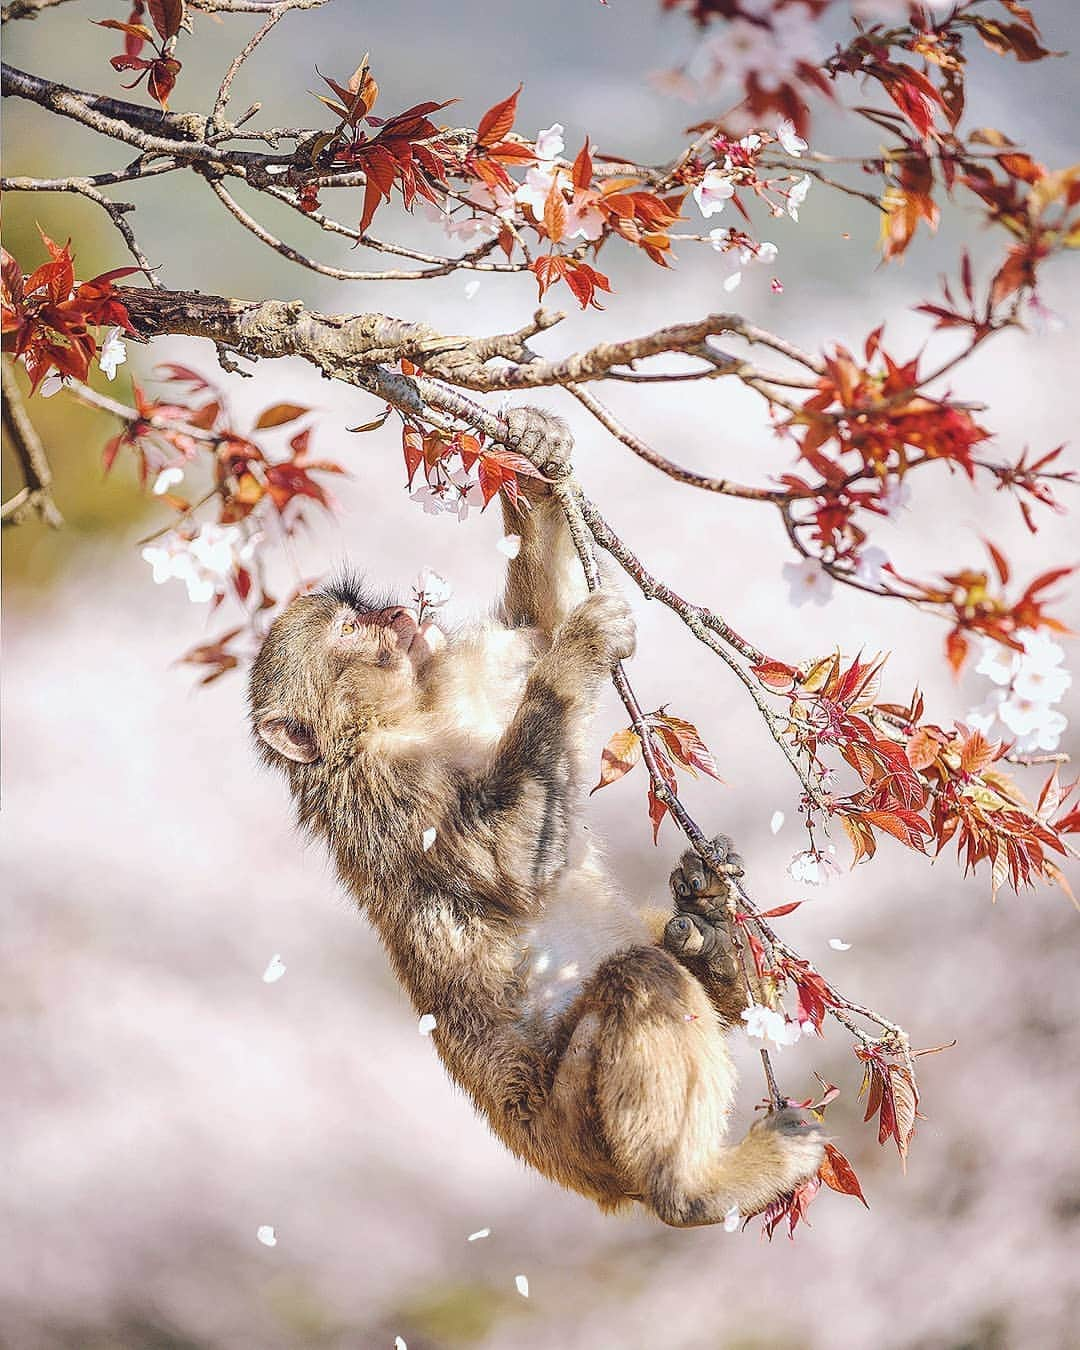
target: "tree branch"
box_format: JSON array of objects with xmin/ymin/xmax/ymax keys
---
[{"xmin": 1, "ymin": 361, "xmax": 62, "ymax": 527}]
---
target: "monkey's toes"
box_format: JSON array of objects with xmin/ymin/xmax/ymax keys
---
[
  {"xmin": 761, "ymin": 1107, "xmax": 825, "ymax": 1144},
  {"xmin": 664, "ymin": 912, "xmax": 723, "ymax": 960},
  {"xmin": 669, "ymin": 835, "xmax": 744, "ymax": 914},
  {"xmin": 504, "ymin": 405, "xmax": 573, "ymax": 479}
]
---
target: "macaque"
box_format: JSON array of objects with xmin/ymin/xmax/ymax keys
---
[{"xmin": 249, "ymin": 407, "xmax": 823, "ymax": 1227}]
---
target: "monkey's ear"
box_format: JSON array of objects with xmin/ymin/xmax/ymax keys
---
[{"xmin": 258, "ymin": 715, "xmax": 319, "ymax": 764}]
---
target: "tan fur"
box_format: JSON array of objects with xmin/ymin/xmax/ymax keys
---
[{"xmin": 248, "ymin": 407, "xmax": 823, "ymax": 1226}]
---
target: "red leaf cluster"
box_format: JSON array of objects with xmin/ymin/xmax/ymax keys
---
[
  {"xmin": 1, "ymin": 234, "xmax": 137, "ymax": 393},
  {"xmin": 591, "ymin": 709, "xmax": 721, "ymax": 841},
  {"xmin": 402, "ymin": 422, "xmax": 545, "ymax": 510},
  {"xmin": 95, "ymin": 0, "xmax": 184, "ymax": 110}
]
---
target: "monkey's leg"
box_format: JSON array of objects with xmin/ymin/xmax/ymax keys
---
[
  {"xmin": 497, "ymin": 406, "xmax": 593, "ymax": 639},
  {"xmin": 574, "ymin": 947, "xmax": 823, "ymax": 1227}
]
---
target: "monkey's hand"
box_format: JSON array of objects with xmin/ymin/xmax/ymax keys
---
[
  {"xmin": 504, "ymin": 405, "xmax": 574, "ymax": 483},
  {"xmin": 555, "ymin": 590, "xmax": 637, "ymax": 672}
]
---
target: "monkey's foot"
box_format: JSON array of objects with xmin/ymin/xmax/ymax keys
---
[
  {"xmin": 668, "ymin": 834, "xmax": 744, "ymax": 923},
  {"xmin": 503, "ymin": 405, "xmax": 573, "ymax": 480},
  {"xmin": 749, "ymin": 1107, "xmax": 827, "ymax": 1198},
  {"xmin": 664, "ymin": 835, "xmax": 747, "ymax": 989}
]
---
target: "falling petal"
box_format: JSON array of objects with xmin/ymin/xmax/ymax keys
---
[
  {"xmin": 394, "ymin": 1339, "xmax": 407, "ymax": 1350},
  {"xmin": 770, "ymin": 811, "xmax": 784, "ymax": 835},
  {"xmin": 828, "ymin": 938, "xmax": 852, "ymax": 952},
  {"xmin": 256, "ymin": 1225, "xmax": 277, "ymax": 1247},
  {"xmin": 418, "ymin": 1013, "xmax": 437, "ymax": 1036},
  {"xmin": 723, "ymin": 1205, "xmax": 740, "ymax": 1233},
  {"xmin": 422, "ymin": 827, "xmax": 437, "ymax": 852},
  {"xmin": 467, "ymin": 1227, "xmax": 491, "ymax": 1241},
  {"xmin": 497, "ymin": 534, "xmax": 522, "ymax": 559},
  {"xmin": 515, "ymin": 1274, "xmax": 529, "ymax": 1298},
  {"xmin": 262, "ymin": 954, "xmax": 286, "ymax": 983},
  {"xmin": 464, "ymin": 278, "xmax": 481, "ymax": 300}
]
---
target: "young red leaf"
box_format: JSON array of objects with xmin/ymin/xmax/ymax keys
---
[
  {"xmin": 820, "ymin": 1142, "xmax": 870, "ymax": 1208},
  {"xmin": 591, "ymin": 728, "xmax": 642, "ymax": 793},
  {"xmin": 543, "ymin": 178, "xmax": 567, "ymax": 244},
  {"xmin": 255, "ymin": 403, "xmax": 310, "ymax": 430},
  {"xmin": 476, "ymin": 85, "xmax": 522, "ymax": 147}
]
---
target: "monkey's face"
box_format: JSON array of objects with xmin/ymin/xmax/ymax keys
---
[{"xmin": 249, "ymin": 581, "xmax": 446, "ymax": 766}]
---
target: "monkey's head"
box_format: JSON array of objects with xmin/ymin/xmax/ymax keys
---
[{"xmin": 249, "ymin": 574, "xmax": 446, "ymax": 766}]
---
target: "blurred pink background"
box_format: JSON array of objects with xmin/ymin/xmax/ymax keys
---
[{"xmin": 3, "ymin": 2, "xmax": 1079, "ymax": 1346}]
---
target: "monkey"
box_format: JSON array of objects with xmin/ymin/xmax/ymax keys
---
[{"xmin": 248, "ymin": 406, "xmax": 824, "ymax": 1227}]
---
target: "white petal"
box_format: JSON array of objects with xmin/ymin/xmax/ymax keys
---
[
  {"xmin": 418, "ymin": 1013, "xmax": 437, "ymax": 1036},
  {"xmin": 828, "ymin": 938, "xmax": 852, "ymax": 952},
  {"xmin": 395, "ymin": 1339, "xmax": 407, "ymax": 1350},
  {"xmin": 723, "ymin": 1204, "xmax": 741, "ymax": 1232},
  {"xmin": 770, "ymin": 811, "xmax": 785, "ymax": 835},
  {"xmin": 497, "ymin": 533, "xmax": 522, "ymax": 559},
  {"xmin": 515, "ymin": 1274, "xmax": 529, "ymax": 1298},
  {"xmin": 422, "ymin": 826, "xmax": 437, "ymax": 852},
  {"xmin": 464, "ymin": 278, "xmax": 481, "ymax": 300},
  {"xmin": 152, "ymin": 466, "xmax": 185, "ymax": 496},
  {"xmin": 467, "ymin": 1227, "xmax": 491, "ymax": 1241},
  {"xmin": 256, "ymin": 1226, "xmax": 277, "ymax": 1247},
  {"xmin": 262, "ymin": 954, "xmax": 287, "ymax": 983}
]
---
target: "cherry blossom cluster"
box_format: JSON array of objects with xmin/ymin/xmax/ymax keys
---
[{"xmin": 968, "ymin": 631, "xmax": 1071, "ymax": 755}]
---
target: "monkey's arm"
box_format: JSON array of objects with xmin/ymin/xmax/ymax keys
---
[
  {"xmin": 497, "ymin": 407, "xmax": 590, "ymax": 640},
  {"xmin": 471, "ymin": 589, "xmax": 635, "ymax": 887}
]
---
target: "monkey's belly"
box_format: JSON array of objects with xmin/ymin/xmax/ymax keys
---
[{"xmin": 519, "ymin": 856, "xmax": 649, "ymax": 1021}]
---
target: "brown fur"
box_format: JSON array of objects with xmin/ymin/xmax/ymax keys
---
[{"xmin": 248, "ymin": 406, "xmax": 823, "ymax": 1226}]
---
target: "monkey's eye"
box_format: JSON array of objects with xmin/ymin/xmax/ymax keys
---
[{"xmin": 340, "ymin": 619, "xmax": 358, "ymax": 636}]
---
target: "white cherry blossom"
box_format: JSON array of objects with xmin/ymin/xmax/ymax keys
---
[
  {"xmin": 414, "ymin": 567, "xmax": 452, "ymax": 609},
  {"xmin": 141, "ymin": 523, "xmax": 258, "ymax": 604},
  {"xmin": 693, "ymin": 167, "xmax": 735, "ymax": 219},
  {"xmin": 854, "ymin": 545, "xmax": 889, "ymax": 587},
  {"xmin": 782, "ymin": 556, "xmax": 833, "ymax": 608},
  {"xmin": 786, "ymin": 174, "xmax": 812, "ymax": 222},
  {"xmin": 565, "ymin": 191, "xmax": 605, "ymax": 241},
  {"xmin": 741, "ymin": 1002, "xmax": 803, "ymax": 1048},
  {"xmin": 98, "ymin": 326, "xmax": 127, "ymax": 380},
  {"xmin": 787, "ymin": 846, "xmax": 842, "ymax": 887},
  {"xmin": 152, "ymin": 466, "xmax": 184, "ymax": 496},
  {"xmin": 39, "ymin": 370, "xmax": 67, "ymax": 398},
  {"xmin": 534, "ymin": 123, "xmax": 565, "ymax": 161},
  {"xmin": 965, "ymin": 688, "xmax": 1006, "ymax": 736},
  {"xmin": 974, "ymin": 640, "xmax": 1020, "ymax": 687},
  {"xmin": 776, "ymin": 118, "xmax": 807, "ymax": 157}
]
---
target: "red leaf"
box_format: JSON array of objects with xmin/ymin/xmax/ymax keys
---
[
  {"xmin": 255, "ymin": 402, "xmax": 309, "ymax": 430},
  {"xmin": 543, "ymin": 178, "xmax": 567, "ymax": 244},
  {"xmin": 572, "ymin": 137, "xmax": 593, "ymax": 190},
  {"xmin": 476, "ymin": 85, "xmax": 522, "ymax": 147},
  {"xmin": 591, "ymin": 728, "xmax": 642, "ymax": 793},
  {"xmin": 147, "ymin": 0, "xmax": 183, "ymax": 40},
  {"xmin": 820, "ymin": 1142, "xmax": 870, "ymax": 1208}
]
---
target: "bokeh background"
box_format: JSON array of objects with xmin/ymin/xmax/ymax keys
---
[{"xmin": 3, "ymin": 2, "xmax": 1079, "ymax": 1347}]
